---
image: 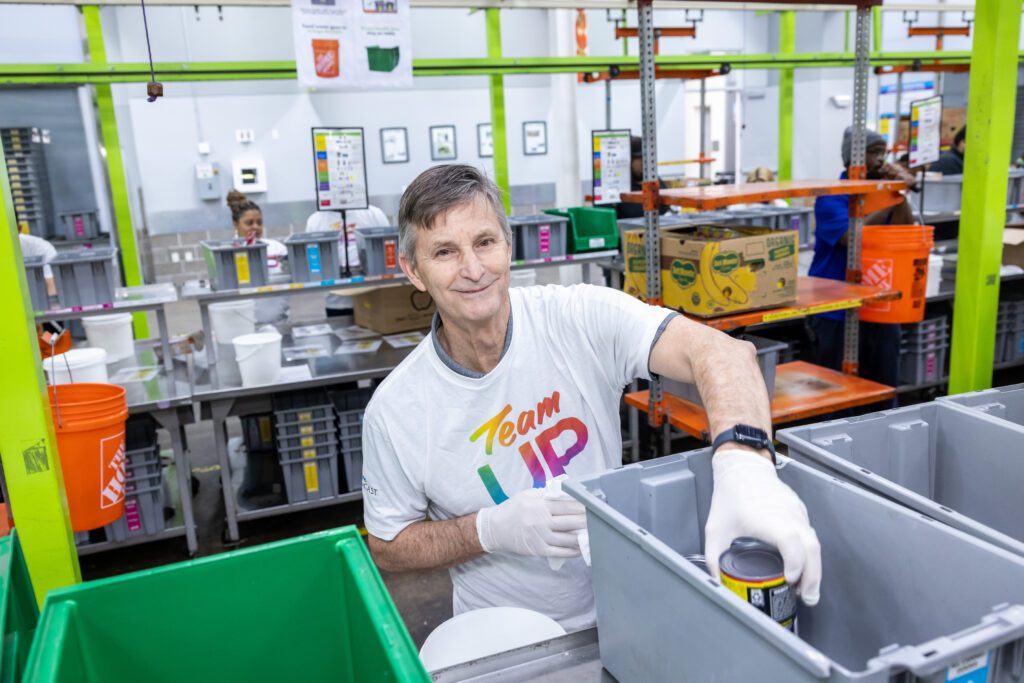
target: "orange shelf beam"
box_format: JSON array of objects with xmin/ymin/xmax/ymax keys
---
[
  {"xmin": 621, "ymin": 179, "xmax": 906, "ymax": 210},
  {"xmin": 625, "ymin": 361, "xmax": 896, "ymax": 441},
  {"xmin": 690, "ymin": 276, "xmax": 900, "ymax": 332}
]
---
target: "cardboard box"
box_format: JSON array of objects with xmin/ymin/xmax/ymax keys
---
[
  {"xmin": 1004, "ymin": 227, "xmax": 1024, "ymax": 269},
  {"xmin": 350, "ymin": 284, "xmax": 436, "ymax": 334},
  {"xmin": 623, "ymin": 224, "xmax": 798, "ymax": 318}
]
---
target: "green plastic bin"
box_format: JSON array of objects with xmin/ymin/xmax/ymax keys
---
[
  {"xmin": 1, "ymin": 530, "xmax": 39, "ymax": 683},
  {"xmin": 367, "ymin": 46, "xmax": 400, "ymax": 72},
  {"xmin": 544, "ymin": 206, "xmax": 619, "ymax": 253},
  {"xmin": 23, "ymin": 526, "xmax": 429, "ymax": 683}
]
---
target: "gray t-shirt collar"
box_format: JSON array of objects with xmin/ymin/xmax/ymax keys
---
[{"xmin": 431, "ymin": 303, "xmax": 514, "ymax": 379}]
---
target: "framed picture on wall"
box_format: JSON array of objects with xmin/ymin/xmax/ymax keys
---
[
  {"xmin": 430, "ymin": 125, "xmax": 457, "ymax": 161},
  {"xmin": 523, "ymin": 121, "xmax": 548, "ymax": 156},
  {"xmin": 477, "ymin": 123, "xmax": 493, "ymax": 158},
  {"xmin": 380, "ymin": 127, "xmax": 409, "ymax": 164}
]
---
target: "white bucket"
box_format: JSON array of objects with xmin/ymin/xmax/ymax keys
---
[
  {"xmin": 43, "ymin": 348, "xmax": 109, "ymax": 385},
  {"xmin": 233, "ymin": 331, "xmax": 282, "ymax": 387},
  {"xmin": 418, "ymin": 607, "xmax": 566, "ymax": 672},
  {"xmin": 210, "ymin": 299, "xmax": 256, "ymax": 345},
  {"xmin": 82, "ymin": 313, "xmax": 135, "ymax": 363}
]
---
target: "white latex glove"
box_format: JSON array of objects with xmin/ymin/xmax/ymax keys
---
[
  {"xmin": 476, "ymin": 488, "xmax": 587, "ymax": 558},
  {"xmin": 705, "ymin": 449, "xmax": 822, "ymax": 606}
]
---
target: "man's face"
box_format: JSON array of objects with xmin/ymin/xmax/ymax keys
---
[
  {"xmin": 865, "ymin": 143, "xmax": 887, "ymax": 179},
  {"xmin": 631, "ymin": 157, "xmax": 643, "ymax": 179},
  {"xmin": 955, "ymin": 139, "xmax": 966, "ymax": 155},
  {"xmin": 400, "ymin": 197, "xmax": 512, "ymax": 328}
]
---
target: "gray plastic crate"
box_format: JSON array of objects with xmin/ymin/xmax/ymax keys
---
[
  {"xmin": 23, "ymin": 255, "xmax": 49, "ymax": 311},
  {"xmin": 508, "ymin": 214, "xmax": 569, "ymax": 261},
  {"xmin": 939, "ymin": 383, "xmax": 1024, "ymax": 429},
  {"xmin": 278, "ymin": 447, "xmax": 339, "ymax": 503},
  {"xmin": 355, "ymin": 226, "xmax": 401, "ymax": 276},
  {"xmin": 106, "ymin": 475, "xmax": 165, "ymax": 541},
  {"xmin": 1008, "ymin": 168, "xmax": 1024, "ymax": 207},
  {"xmin": 276, "ymin": 427, "xmax": 336, "ymax": 451},
  {"xmin": 56, "ymin": 210, "xmax": 100, "ymax": 241},
  {"xmin": 200, "ymin": 239, "xmax": 270, "ymax": 290},
  {"xmin": 125, "ymin": 445, "xmax": 161, "ymax": 478},
  {"xmin": 778, "ymin": 401, "xmax": 1024, "ymax": 557},
  {"xmin": 241, "ymin": 413, "xmax": 276, "ymax": 452},
  {"xmin": 337, "ymin": 408, "xmax": 365, "ymax": 492},
  {"xmin": 913, "ymin": 174, "xmax": 963, "ymax": 214},
  {"xmin": 564, "ymin": 449, "xmax": 1024, "ymax": 683},
  {"xmin": 50, "ymin": 247, "xmax": 117, "ymax": 307},
  {"xmin": 662, "ymin": 334, "xmax": 787, "ymax": 406},
  {"xmin": 272, "ymin": 390, "xmax": 333, "ymax": 424},
  {"xmin": 285, "ymin": 231, "xmax": 341, "ymax": 283},
  {"xmin": 900, "ymin": 344, "xmax": 947, "ymax": 385}
]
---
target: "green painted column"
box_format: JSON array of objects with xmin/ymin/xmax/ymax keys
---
[
  {"xmin": 486, "ymin": 9, "xmax": 511, "ymax": 214},
  {"xmin": 949, "ymin": 0, "xmax": 1023, "ymax": 393},
  {"xmin": 82, "ymin": 6, "xmax": 149, "ymax": 338},
  {"xmin": 777, "ymin": 11, "xmax": 795, "ymax": 181},
  {"xmin": 0, "ymin": 146, "xmax": 81, "ymax": 605},
  {"xmin": 872, "ymin": 7, "xmax": 882, "ymax": 53}
]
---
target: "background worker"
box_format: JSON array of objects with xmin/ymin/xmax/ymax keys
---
[
  {"xmin": 226, "ymin": 191, "xmax": 289, "ymax": 326},
  {"xmin": 929, "ymin": 126, "xmax": 966, "ymax": 176},
  {"xmin": 807, "ymin": 127, "xmax": 916, "ymax": 388},
  {"xmin": 363, "ymin": 164, "xmax": 821, "ymax": 632},
  {"xmin": 19, "ymin": 232, "xmax": 57, "ymax": 296},
  {"xmin": 614, "ymin": 135, "xmax": 671, "ymax": 220}
]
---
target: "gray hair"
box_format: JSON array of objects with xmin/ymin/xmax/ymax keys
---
[{"xmin": 398, "ymin": 164, "xmax": 512, "ymax": 265}]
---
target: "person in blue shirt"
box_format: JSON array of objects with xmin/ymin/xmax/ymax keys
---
[
  {"xmin": 928, "ymin": 126, "xmax": 966, "ymax": 176},
  {"xmin": 807, "ymin": 127, "xmax": 915, "ymax": 388}
]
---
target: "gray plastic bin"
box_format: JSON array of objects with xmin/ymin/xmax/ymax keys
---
[
  {"xmin": 778, "ymin": 401, "xmax": 1024, "ymax": 557},
  {"xmin": 662, "ymin": 333, "xmax": 787, "ymax": 406},
  {"xmin": 939, "ymin": 383, "xmax": 1024, "ymax": 429},
  {"xmin": 900, "ymin": 343, "xmax": 947, "ymax": 385},
  {"xmin": 50, "ymin": 247, "xmax": 117, "ymax": 307},
  {"xmin": 56, "ymin": 211, "xmax": 100, "ymax": 241},
  {"xmin": 272, "ymin": 390, "xmax": 333, "ymax": 424},
  {"xmin": 278, "ymin": 446, "xmax": 339, "ymax": 503},
  {"xmin": 23, "ymin": 255, "xmax": 49, "ymax": 311},
  {"xmin": 200, "ymin": 239, "xmax": 270, "ymax": 290},
  {"xmin": 242, "ymin": 413, "xmax": 276, "ymax": 452},
  {"xmin": 1008, "ymin": 168, "xmax": 1024, "ymax": 207},
  {"xmin": 276, "ymin": 426, "xmax": 336, "ymax": 451},
  {"xmin": 564, "ymin": 449, "xmax": 1024, "ymax": 683},
  {"xmin": 913, "ymin": 174, "xmax": 963, "ymax": 214},
  {"xmin": 355, "ymin": 226, "xmax": 401, "ymax": 276},
  {"xmin": 105, "ymin": 469, "xmax": 165, "ymax": 542},
  {"xmin": 337, "ymin": 408, "xmax": 365, "ymax": 492},
  {"xmin": 508, "ymin": 214, "xmax": 569, "ymax": 261},
  {"xmin": 285, "ymin": 231, "xmax": 341, "ymax": 283}
]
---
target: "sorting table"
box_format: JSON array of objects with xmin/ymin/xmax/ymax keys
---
[{"xmin": 431, "ymin": 629, "xmax": 611, "ymax": 682}]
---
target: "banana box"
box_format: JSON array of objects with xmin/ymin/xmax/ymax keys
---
[{"xmin": 622, "ymin": 225, "xmax": 798, "ymax": 318}]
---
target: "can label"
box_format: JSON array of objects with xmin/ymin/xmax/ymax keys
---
[
  {"xmin": 303, "ymin": 461, "xmax": 319, "ymax": 493},
  {"xmin": 720, "ymin": 571, "xmax": 797, "ymax": 632},
  {"xmin": 235, "ymin": 252, "xmax": 251, "ymax": 285}
]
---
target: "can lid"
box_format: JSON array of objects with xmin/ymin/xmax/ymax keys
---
[{"xmin": 719, "ymin": 537, "xmax": 784, "ymax": 582}]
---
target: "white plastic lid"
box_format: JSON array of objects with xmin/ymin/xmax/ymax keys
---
[
  {"xmin": 43, "ymin": 347, "xmax": 108, "ymax": 370},
  {"xmin": 232, "ymin": 331, "xmax": 281, "ymax": 347}
]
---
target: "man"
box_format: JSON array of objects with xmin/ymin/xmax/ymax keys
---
[
  {"xmin": 808, "ymin": 127, "xmax": 916, "ymax": 388},
  {"xmin": 929, "ymin": 126, "xmax": 966, "ymax": 176},
  {"xmin": 363, "ymin": 164, "xmax": 821, "ymax": 631},
  {"xmin": 615, "ymin": 136, "xmax": 670, "ymax": 219}
]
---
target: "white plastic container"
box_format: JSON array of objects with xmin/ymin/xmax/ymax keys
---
[
  {"xmin": 210, "ymin": 299, "xmax": 256, "ymax": 345},
  {"xmin": 233, "ymin": 331, "xmax": 282, "ymax": 387},
  {"xmin": 419, "ymin": 607, "xmax": 566, "ymax": 672},
  {"xmin": 82, "ymin": 313, "xmax": 135, "ymax": 363},
  {"xmin": 43, "ymin": 348, "xmax": 109, "ymax": 385}
]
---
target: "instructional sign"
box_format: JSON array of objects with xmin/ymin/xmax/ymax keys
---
[
  {"xmin": 312, "ymin": 127, "xmax": 369, "ymax": 211},
  {"xmin": 592, "ymin": 129, "xmax": 632, "ymax": 205},
  {"xmin": 291, "ymin": 0, "xmax": 412, "ymax": 90},
  {"xmin": 909, "ymin": 95, "xmax": 943, "ymax": 168}
]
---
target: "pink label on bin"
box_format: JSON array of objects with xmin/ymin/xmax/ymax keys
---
[
  {"xmin": 926, "ymin": 353, "xmax": 936, "ymax": 377},
  {"xmin": 74, "ymin": 215, "xmax": 85, "ymax": 236},
  {"xmin": 125, "ymin": 499, "xmax": 142, "ymax": 532},
  {"xmin": 539, "ymin": 225, "xmax": 551, "ymax": 254}
]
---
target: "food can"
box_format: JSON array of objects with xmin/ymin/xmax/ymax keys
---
[
  {"xmin": 718, "ymin": 537, "xmax": 797, "ymax": 632},
  {"xmin": 684, "ymin": 553, "xmax": 711, "ymax": 576}
]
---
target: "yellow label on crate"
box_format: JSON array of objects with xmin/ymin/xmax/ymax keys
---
[
  {"xmin": 301, "ymin": 436, "xmax": 315, "ymax": 447},
  {"xmin": 302, "ymin": 448, "xmax": 316, "ymax": 459},
  {"xmin": 303, "ymin": 462, "xmax": 320, "ymax": 493},
  {"xmin": 298, "ymin": 411, "xmax": 312, "ymax": 422},
  {"xmin": 235, "ymin": 252, "xmax": 251, "ymax": 285},
  {"xmin": 10, "ymin": 173, "xmax": 20, "ymax": 181},
  {"xmin": 300, "ymin": 424, "xmax": 314, "ymax": 435},
  {"xmin": 258, "ymin": 416, "xmax": 272, "ymax": 443}
]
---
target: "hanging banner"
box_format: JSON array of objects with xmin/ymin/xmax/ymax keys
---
[
  {"xmin": 909, "ymin": 96, "xmax": 943, "ymax": 168},
  {"xmin": 291, "ymin": 0, "xmax": 412, "ymax": 90}
]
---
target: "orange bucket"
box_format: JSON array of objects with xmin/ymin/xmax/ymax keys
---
[
  {"xmin": 859, "ymin": 225, "xmax": 934, "ymax": 324},
  {"xmin": 312, "ymin": 39, "xmax": 340, "ymax": 78},
  {"xmin": 47, "ymin": 383, "xmax": 128, "ymax": 532}
]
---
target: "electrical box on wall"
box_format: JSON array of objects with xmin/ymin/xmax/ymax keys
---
[
  {"xmin": 195, "ymin": 161, "xmax": 221, "ymax": 200},
  {"xmin": 231, "ymin": 158, "xmax": 267, "ymax": 193}
]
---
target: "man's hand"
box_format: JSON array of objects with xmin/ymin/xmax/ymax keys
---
[
  {"xmin": 476, "ymin": 488, "xmax": 587, "ymax": 558},
  {"xmin": 704, "ymin": 449, "xmax": 822, "ymax": 606}
]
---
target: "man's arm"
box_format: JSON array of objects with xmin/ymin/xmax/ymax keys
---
[
  {"xmin": 368, "ymin": 515, "xmax": 483, "ymax": 573},
  {"xmin": 649, "ymin": 315, "xmax": 771, "ymax": 457}
]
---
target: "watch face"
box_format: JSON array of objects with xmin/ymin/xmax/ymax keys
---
[{"xmin": 734, "ymin": 424, "xmax": 767, "ymax": 445}]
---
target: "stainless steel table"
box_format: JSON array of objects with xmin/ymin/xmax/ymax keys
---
[
  {"xmin": 192, "ymin": 317, "xmax": 416, "ymax": 541},
  {"xmin": 431, "ymin": 629, "xmax": 615, "ymax": 682}
]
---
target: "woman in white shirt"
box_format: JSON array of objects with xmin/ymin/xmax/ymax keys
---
[
  {"xmin": 226, "ymin": 191, "xmax": 289, "ymax": 325},
  {"xmin": 19, "ymin": 232, "xmax": 58, "ymax": 293}
]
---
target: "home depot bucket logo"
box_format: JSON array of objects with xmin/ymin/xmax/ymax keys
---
[
  {"xmin": 99, "ymin": 434, "xmax": 126, "ymax": 509},
  {"xmin": 862, "ymin": 257, "xmax": 894, "ymax": 313}
]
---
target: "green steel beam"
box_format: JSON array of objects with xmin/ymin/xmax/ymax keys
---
[
  {"xmin": 872, "ymin": 6, "xmax": 882, "ymax": 52},
  {"xmin": 844, "ymin": 11, "xmax": 850, "ymax": 53},
  {"xmin": 777, "ymin": 11, "xmax": 795, "ymax": 181},
  {"xmin": 82, "ymin": 6, "xmax": 148, "ymax": 338},
  {"xmin": 949, "ymin": 0, "xmax": 1023, "ymax": 393},
  {"xmin": 486, "ymin": 9, "xmax": 510, "ymax": 214},
  {"xmin": 0, "ymin": 145, "xmax": 82, "ymax": 606},
  {"xmin": 0, "ymin": 51, "xmax": 1006, "ymax": 85}
]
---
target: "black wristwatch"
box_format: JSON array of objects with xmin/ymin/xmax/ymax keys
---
[{"xmin": 711, "ymin": 424, "xmax": 776, "ymax": 465}]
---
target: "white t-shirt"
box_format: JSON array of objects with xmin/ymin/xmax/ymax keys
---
[
  {"xmin": 362, "ymin": 284, "xmax": 674, "ymax": 632},
  {"xmin": 20, "ymin": 233, "xmax": 57, "ymax": 278}
]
